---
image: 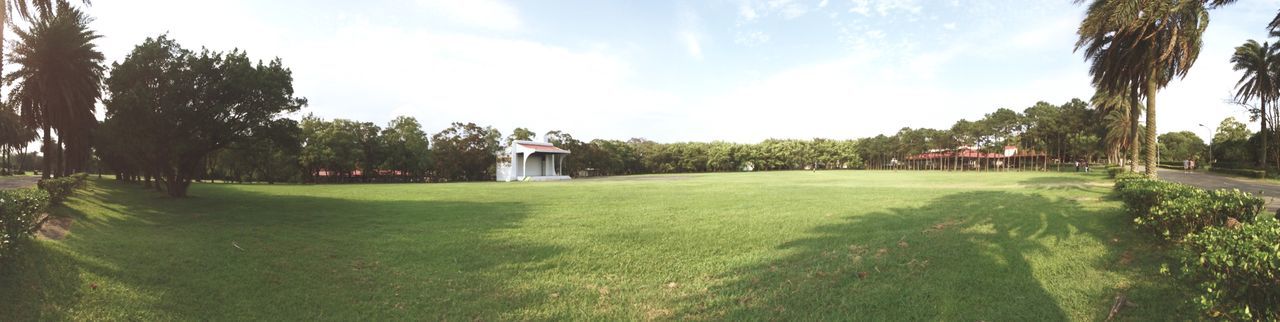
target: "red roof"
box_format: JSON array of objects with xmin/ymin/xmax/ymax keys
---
[{"xmin": 518, "ymin": 143, "xmax": 569, "ymax": 153}]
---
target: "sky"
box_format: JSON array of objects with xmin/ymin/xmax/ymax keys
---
[{"xmin": 82, "ymin": 0, "xmax": 1280, "ymax": 143}]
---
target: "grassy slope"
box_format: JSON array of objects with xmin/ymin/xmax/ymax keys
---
[{"xmin": 0, "ymin": 171, "xmax": 1192, "ymax": 320}]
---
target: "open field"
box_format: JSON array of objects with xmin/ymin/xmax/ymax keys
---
[{"xmin": 1, "ymin": 171, "xmax": 1193, "ymax": 320}]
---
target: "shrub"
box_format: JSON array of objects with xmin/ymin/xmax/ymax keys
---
[
  {"xmin": 1112, "ymin": 172, "xmax": 1149, "ymax": 191},
  {"xmin": 1204, "ymin": 189, "xmax": 1265, "ymax": 223},
  {"xmin": 37, "ymin": 173, "xmax": 88, "ymax": 205},
  {"xmin": 1115, "ymin": 178, "xmax": 1191, "ymax": 216},
  {"xmin": 1181, "ymin": 219, "xmax": 1280, "ymax": 320},
  {"xmin": 0, "ymin": 188, "xmax": 51, "ymax": 261},
  {"xmin": 1107, "ymin": 167, "xmax": 1127, "ymax": 179},
  {"xmin": 1117, "ymin": 179, "xmax": 1264, "ymax": 241},
  {"xmin": 1210, "ymin": 167, "xmax": 1267, "ymax": 179}
]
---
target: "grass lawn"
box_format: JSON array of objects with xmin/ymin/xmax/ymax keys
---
[{"xmin": 1, "ymin": 171, "xmax": 1193, "ymax": 320}]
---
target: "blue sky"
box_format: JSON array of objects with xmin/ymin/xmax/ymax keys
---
[{"xmin": 87, "ymin": 0, "xmax": 1280, "ymax": 142}]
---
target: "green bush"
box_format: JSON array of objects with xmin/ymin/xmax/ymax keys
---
[
  {"xmin": 1210, "ymin": 167, "xmax": 1267, "ymax": 179},
  {"xmin": 1116, "ymin": 179, "xmax": 1264, "ymax": 241},
  {"xmin": 1107, "ymin": 167, "xmax": 1127, "ymax": 179},
  {"xmin": 0, "ymin": 188, "xmax": 51, "ymax": 261},
  {"xmin": 1181, "ymin": 219, "xmax": 1280, "ymax": 320},
  {"xmin": 1112, "ymin": 172, "xmax": 1149, "ymax": 191},
  {"xmin": 37, "ymin": 173, "xmax": 88, "ymax": 205}
]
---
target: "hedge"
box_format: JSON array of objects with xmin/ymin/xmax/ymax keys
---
[
  {"xmin": 1182, "ymin": 219, "xmax": 1280, "ymax": 320},
  {"xmin": 37, "ymin": 173, "xmax": 89, "ymax": 205},
  {"xmin": 1115, "ymin": 178, "xmax": 1264, "ymax": 241},
  {"xmin": 1209, "ymin": 167, "xmax": 1267, "ymax": 179},
  {"xmin": 0, "ymin": 188, "xmax": 51, "ymax": 261},
  {"xmin": 1107, "ymin": 167, "xmax": 1127, "ymax": 179},
  {"xmin": 1111, "ymin": 174, "xmax": 1275, "ymax": 319}
]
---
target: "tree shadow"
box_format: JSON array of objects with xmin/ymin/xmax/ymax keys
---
[
  {"xmin": 676, "ymin": 191, "xmax": 1191, "ymax": 320},
  {"xmin": 1018, "ymin": 174, "xmax": 1110, "ymax": 192},
  {"xmin": 1, "ymin": 179, "xmax": 564, "ymax": 320}
]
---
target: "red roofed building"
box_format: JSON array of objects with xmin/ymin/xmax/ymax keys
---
[{"xmin": 496, "ymin": 141, "xmax": 571, "ymax": 182}]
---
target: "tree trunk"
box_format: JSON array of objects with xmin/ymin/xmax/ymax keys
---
[
  {"xmin": 165, "ymin": 172, "xmax": 190, "ymax": 197},
  {"xmin": 1128, "ymin": 97, "xmax": 1141, "ymax": 173},
  {"xmin": 1145, "ymin": 79, "xmax": 1158, "ymax": 178},
  {"xmin": 1262, "ymin": 99, "xmax": 1269, "ymax": 178},
  {"xmin": 41, "ymin": 126, "xmax": 51, "ymax": 179},
  {"xmin": 57, "ymin": 136, "xmax": 65, "ymax": 177}
]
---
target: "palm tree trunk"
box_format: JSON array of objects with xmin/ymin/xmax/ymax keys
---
[
  {"xmin": 41, "ymin": 126, "xmax": 51, "ymax": 179},
  {"xmin": 1128, "ymin": 98, "xmax": 1141, "ymax": 173},
  {"xmin": 57, "ymin": 136, "xmax": 65, "ymax": 177},
  {"xmin": 1145, "ymin": 79, "xmax": 1158, "ymax": 178},
  {"xmin": 1261, "ymin": 99, "xmax": 1268, "ymax": 178},
  {"xmin": 1, "ymin": 1, "xmax": 6, "ymax": 101}
]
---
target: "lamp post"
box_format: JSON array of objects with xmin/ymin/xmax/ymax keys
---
[{"xmin": 1199, "ymin": 123, "xmax": 1215, "ymax": 169}]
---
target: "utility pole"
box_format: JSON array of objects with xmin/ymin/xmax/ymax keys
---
[{"xmin": 1199, "ymin": 123, "xmax": 1215, "ymax": 170}]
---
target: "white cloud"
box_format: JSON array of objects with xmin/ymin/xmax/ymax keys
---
[
  {"xmin": 818, "ymin": 0, "xmax": 830, "ymax": 9},
  {"xmin": 847, "ymin": 0, "xmax": 920, "ymax": 17},
  {"xmin": 849, "ymin": 0, "xmax": 870, "ymax": 15},
  {"xmin": 739, "ymin": 3, "xmax": 759, "ymax": 21},
  {"xmin": 735, "ymin": 31, "xmax": 771, "ymax": 46},
  {"xmin": 1010, "ymin": 15, "xmax": 1075, "ymax": 49},
  {"xmin": 678, "ymin": 7, "xmax": 706, "ymax": 60},
  {"xmin": 874, "ymin": 0, "xmax": 922, "ymax": 16},
  {"xmin": 415, "ymin": 0, "xmax": 522, "ymax": 31},
  {"xmin": 943, "ymin": 22, "xmax": 957, "ymax": 30},
  {"xmin": 769, "ymin": 0, "xmax": 809, "ymax": 19},
  {"xmin": 304, "ymin": 19, "xmax": 685, "ymax": 140},
  {"xmin": 681, "ymin": 31, "xmax": 704, "ymax": 60}
]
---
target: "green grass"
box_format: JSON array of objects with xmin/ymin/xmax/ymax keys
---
[{"xmin": 1, "ymin": 171, "xmax": 1194, "ymax": 320}]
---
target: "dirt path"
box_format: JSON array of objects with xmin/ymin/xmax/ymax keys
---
[
  {"xmin": 0, "ymin": 176, "xmax": 39, "ymax": 190},
  {"xmin": 1157, "ymin": 168, "xmax": 1280, "ymax": 212}
]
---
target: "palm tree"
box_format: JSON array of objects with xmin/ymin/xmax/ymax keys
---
[
  {"xmin": 1092, "ymin": 88, "xmax": 1142, "ymax": 171},
  {"xmin": 1230, "ymin": 39, "xmax": 1279, "ymax": 177},
  {"xmin": 1075, "ymin": 0, "xmax": 1234, "ymax": 177},
  {"xmin": 5, "ymin": 1, "xmax": 103, "ymax": 178},
  {"xmin": 0, "ymin": 0, "xmax": 56, "ymax": 78}
]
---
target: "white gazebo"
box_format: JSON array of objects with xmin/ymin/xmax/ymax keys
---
[{"xmin": 496, "ymin": 141, "xmax": 571, "ymax": 182}]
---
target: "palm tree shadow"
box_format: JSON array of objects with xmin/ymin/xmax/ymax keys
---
[{"xmin": 677, "ymin": 191, "xmax": 1188, "ymax": 320}]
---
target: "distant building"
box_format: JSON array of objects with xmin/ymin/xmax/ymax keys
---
[{"xmin": 496, "ymin": 141, "xmax": 571, "ymax": 182}]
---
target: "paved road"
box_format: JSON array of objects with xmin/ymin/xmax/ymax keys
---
[
  {"xmin": 1157, "ymin": 168, "xmax": 1280, "ymax": 211},
  {"xmin": 0, "ymin": 176, "xmax": 39, "ymax": 190}
]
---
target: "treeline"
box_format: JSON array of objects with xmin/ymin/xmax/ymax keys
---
[
  {"xmin": 859, "ymin": 99, "xmax": 1115, "ymax": 168},
  {"xmin": 537, "ymin": 134, "xmax": 860, "ymax": 176},
  {"xmin": 194, "ymin": 119, "xmax": 863, "ymax": 184}
]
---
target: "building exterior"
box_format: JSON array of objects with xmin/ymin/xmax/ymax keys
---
[{"xmin": 496, "ymin": 141, "xmax": 571, "ymax": 182}]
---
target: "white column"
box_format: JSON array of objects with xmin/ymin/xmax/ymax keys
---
[{"xmin": 521, "ymin": 152, "xmax": 532, "ymax": 180}]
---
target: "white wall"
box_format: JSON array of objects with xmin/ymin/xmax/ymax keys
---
[{"xmin": 526, "ymin": 154, "xmax": 545, "ymax": 176}]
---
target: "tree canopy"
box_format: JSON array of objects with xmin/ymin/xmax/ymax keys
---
[{"xmin": 99, "ymin": 35, "xmax": 306, "ymax": 197}]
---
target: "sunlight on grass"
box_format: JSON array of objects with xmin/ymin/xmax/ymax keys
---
[{"xmin": 1, "ymin": 171, "xmax": 1193, "ymax": 320}]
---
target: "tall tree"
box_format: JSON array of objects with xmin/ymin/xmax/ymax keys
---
[
  {"xmin": 1092, "ymin": 88, "xmax": 1142, "ymax": 171},
  {"xmin": 1075, "ymin": 0, "xmax": 1233, "ymax": 177},
  {"xmin": 506, "ymin": 127, "xmax": 535, "ymax": 146},
  {"xmin": 380, "ymin": 116, "xmax": 430, "ymax": 179},
  {"xmin": 431, "ymin": 122, "xmax": 501, "ymax": 181},
  {"xmin": 5, "ymin": 1, "xmax": 102, "ymax": 178},
  {"xmin": 102, "ymin": 36, "xmax": 306, "ymax": 196},
  {"xmin": 0, "ymin": 0, "xmax": 58, "ymax": 91},
  {"xmin": 1230, "ymin": 38, "xmax": 1279, "ymax": 176}
]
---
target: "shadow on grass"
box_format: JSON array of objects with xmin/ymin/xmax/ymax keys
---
[
  {"xmin": 677, "ymin": 191, "xmax": 1188, "ymax": 320},
  {"xmin": 1, "ymin": 179, "xmax": 563, "ymax": 320}
]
